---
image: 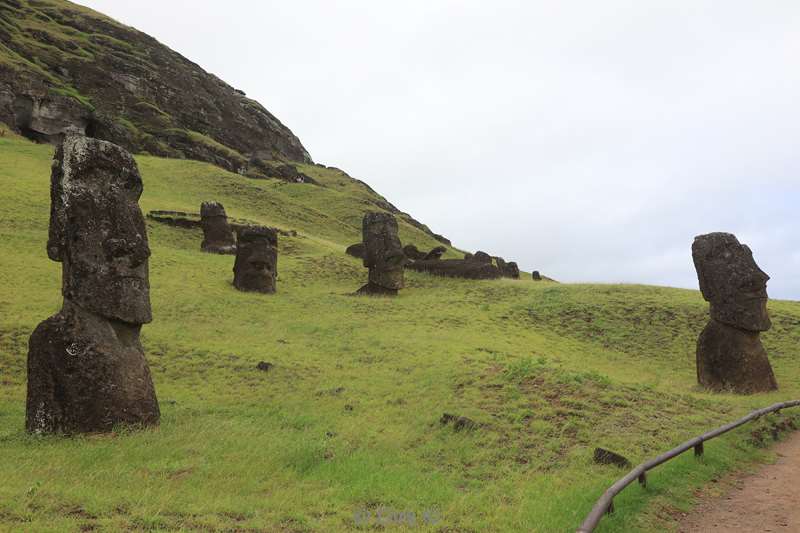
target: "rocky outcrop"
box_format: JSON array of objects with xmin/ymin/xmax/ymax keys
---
[
  {"xmin": 423, "ymin": 246, "xmax": 447, "ymax": 261},
  {"xmin": 407, "ymin": 258, "xmax": 501, "ymax": 280},
  {"xmin": 0, "ymin": 0, "xmax": 310, "ymax": 171},
  {"xmin": 692, "ymin": 232, "xmax": 778, "ymax": 393},
  {"xmin": 26, "ymin": 133, "xmax": 159, "ymax": 434},
  {"xmin": 494, "ymin": 257, "xmax": 520, "ymax": 279},
  {"xmin": 146, "ymin": 210, "xmax": 297, "ymax": 237},
  {"xmin": 471, "ymin": 251, "xmax": 493, "ymax": 264},
  {"xmin": 403, "ymin": 244, "xmax": 426, "ymax": 261}
]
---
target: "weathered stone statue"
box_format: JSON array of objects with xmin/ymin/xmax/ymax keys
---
[
  {"xmin": 26, "ymin": 133, "xmax": 160, "ymax": 434},
  {"xmin": 357, "ymin": 212, "xmax": 406, "ymax": 296},
  {"xmin": 692, "ymin": 232, "xmax": 778, "ymax": 393},
  {"xmin": 532, "ymin": 271, "xmax": 542, "ymax": 281},
  {"xmin": 233, "ymin": 226, "xmax": 278, "ymax": 293},
  {"xmin": 200, "ymin": 201, "xmax": 236, "ymax": 254}
]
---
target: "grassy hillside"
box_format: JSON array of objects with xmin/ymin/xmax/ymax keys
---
[{"xmin": 0, "ymin": 127, "xmax": 798, "ymax": 532}]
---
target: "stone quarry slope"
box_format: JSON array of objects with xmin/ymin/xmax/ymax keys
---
[{"xmin": 0, "ymin": 0, "xmax": 309, "ymax": 170}]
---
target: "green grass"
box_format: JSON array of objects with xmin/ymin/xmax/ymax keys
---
[{"xmin": 0, "ymin": 129, "xmax": 799, "ymax": 532}]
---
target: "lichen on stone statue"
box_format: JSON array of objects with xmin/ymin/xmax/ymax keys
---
[
  {"xmin": 26, "ymin": 132, "xmax": 160, "ymax": 434},
  {"xmin": 692, "ymin": 232, "xmax": 778, "ymax": 394},
  {"xmin": 357, "ymin": 212, "xmax": 406, "ymax": 296}
]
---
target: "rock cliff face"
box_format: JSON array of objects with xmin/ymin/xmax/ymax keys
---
[
  {"xmin": 0, "ymin": 0, "xmax": 311, "ymax": 172},
  {"xmin": 0, "ymin": 0, "xmax": 453, "ymax": 245}
]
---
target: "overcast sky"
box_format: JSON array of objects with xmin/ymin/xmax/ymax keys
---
[{"xmin": 78, "ymin": 1, "xmax": 800, "ymax": 300}]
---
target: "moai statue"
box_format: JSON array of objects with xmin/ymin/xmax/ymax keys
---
[
  {"xmin": 357, "ymin": 212, "xmax": 406, "ymax": 296},
  {"xmin": 692, "ymin": 232, "xmax": 778, "ymax": 393},
  {"xmin": 233, "ymin": 226, "xmax": 277, "ymax": 293},
  {"xmin": 422, "ymin": 246, "xmax": 447, "ymax": 261},
  {"xmin": 532, "ymin": 271, "xmax": 542, "ymax": 281},
  {"xmin": 470, "ymin": 251, "xmax": 493, "ymax": 264},
  {"xmin": 505, "ymin": 261, "xmax": 521, "ymax": 279},
  {"xmin": 200, "ymin": 201, "xmax": 236, "ymax": 254},
  {"xmin": 26, "ymin": 133, "xmax": 160, "ymax": 434}
]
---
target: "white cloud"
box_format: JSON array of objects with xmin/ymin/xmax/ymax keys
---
[{"xmin": 78, "ymin": 0, "xmax": 800, "ymax": 299}]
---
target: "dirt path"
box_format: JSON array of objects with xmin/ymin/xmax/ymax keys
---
[{"xmin": 678, "ymin": 431, "xmax": 800, "ymax": 532}]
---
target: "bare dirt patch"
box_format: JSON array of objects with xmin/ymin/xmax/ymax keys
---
[{"xmin": 679, "ymin": 431, "xmax": 800, "ymax": 532}]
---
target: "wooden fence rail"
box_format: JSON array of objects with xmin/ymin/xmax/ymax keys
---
[{"xmin": 576, "ymin": 399, "xmax": 800, "ymax": 533}]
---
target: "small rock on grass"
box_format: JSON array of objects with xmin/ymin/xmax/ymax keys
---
[{"xmin": 440, "ymin": 413, "xmax": 477, "ymax": 432}]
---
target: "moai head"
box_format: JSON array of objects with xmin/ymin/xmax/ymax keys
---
[
  {"xmin": 47, "ymin": 133, "xmax": 152, "ymax": 324},
  {"xmin": 505, "ymin": 262, "xmax": 520, "ymax": 279},
  {"xmin": 692, "ymin": 232, "xmax": 771, "ymax": 331},
  {"xmin": 362, "ymin": 212, "xmax": 406, "ymax": 290},
  {"xmin": 200, "ymin": 201, "xmax": 235, "ymax": 253},
  {"xmin": 233, "ymin": 226, "xmax": 278, "ymax": 293}
]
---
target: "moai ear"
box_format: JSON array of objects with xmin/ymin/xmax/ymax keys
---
[{"xmin": 46, "ymin": 146, "xmax": 66, "ymax": 263}]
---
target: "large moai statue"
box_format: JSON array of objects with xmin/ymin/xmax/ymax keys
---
[
  {"xmin": 692, "ymin": 232, "xmax": 778, "ymax": 393},
  {"xmin": 233, "ymin": 226, "xmax": 278, "ymax": 293},
  {"xmin": 200, "ymin": 201, "xmax": 236, "ymax": 254},
  {"xmin": 357, "ymin": 212, "xmax": 406, "ymax": 296},
  {"xmin": 26, "ymin": 133, "xmax": 160, "ymax": 434}
]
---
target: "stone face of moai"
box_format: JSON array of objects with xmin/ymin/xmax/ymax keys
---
[
  {"xmin": 233, "ymin": 226, "xmax": 278, "ymax": 293},
  {"xmin": 358, "ymin": 212, "xmax": 406, "ymax": 295},
  {"xmin": 26, "ymin": 133, "xmax": 160, "ymax": 434},
  {"xmin": 692, "ymin": 232, "xmax": 777, "ymax": 393},
  {"xmin": 200, "ymin": 201, "xmax": 236, "ymax": 254}
]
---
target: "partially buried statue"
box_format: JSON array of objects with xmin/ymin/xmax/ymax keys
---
[
  {"xmin": 233, "ymin": 226, "xmax": 278, "ymax": 293},
  {"xmin": 692, "ymin": 232, "xmax": 778, "ymax": 393},
  {"xmin": 26, "ymin": 133, "xmax": 160, "ymax": 434},
  {"xmin": 200, "ymin": 201, "xmax": 236, "ymax": 254},
  {"xmin": 357, "ymin": 212, "xmax": 406, "ymax": 296}
]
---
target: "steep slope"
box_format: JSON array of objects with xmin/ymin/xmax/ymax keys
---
[
  {"xmin": 1, "ymin": 128, "xmax": 799, "ymax": 532},
  {"xmin": 0, "ymin": 0, "xmax": 310, "ymax": 171},
  {"xmin": 0, "ymin": 0, "xmax": 452, "ymax": 245}
]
